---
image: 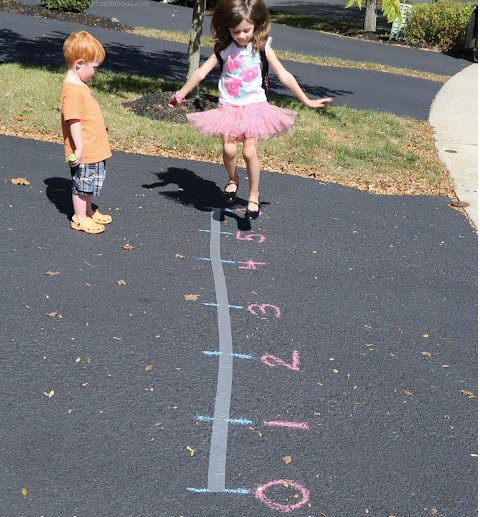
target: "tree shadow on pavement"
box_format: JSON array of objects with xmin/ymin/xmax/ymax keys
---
[{"xmin": 0, "ymin": 28, "xmax": 193, "ymax": 86}]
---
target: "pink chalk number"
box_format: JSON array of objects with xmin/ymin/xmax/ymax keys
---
[
  {"xmin": 247, "ymin": 303, "xmax": 281, "ymax": 318},
  {"xmin": 236, "ymin": 231, "xmax": 266, "ymax": 243},
  {"xmin": 255, "ymin": 479, "xmax": 310, "ymax": 512},
  {"xmin": 260, "ymin": 349, "xmax": 300, "ymax": 371}
]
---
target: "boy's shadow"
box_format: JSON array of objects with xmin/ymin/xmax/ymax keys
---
[
  {"xmin": 44, "ymin": 177, "xmax": 102, "ymax": 220},
  {"xmin": 142, "ymin": 166, "xmax": 254, "ymax": 230},
  {"xmin": 44, "ymin": 177, "xmax": 73, "ymax": 219}
]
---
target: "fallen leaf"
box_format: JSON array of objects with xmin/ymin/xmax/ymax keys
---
[
  {"xmin": 421, "ymin": 351, "xmax": 432, "ymax": 357},
  {"xmin": 184, "ymin": 294, "xmax": 199, "ymax": 301},
  {"xmin": 46, "ymin": 311, "xmax": 62, "ymax": 318},
  {"xmin": 449, "ymin": 200, "xmax": 469, "ymax": 208},
  {"xmin": 121, "ymin": 243, "xmax": 134, "ymax": 251},
  {"xmin": 43, "ymin": 389, "xmax": 55, "ymax": 398},
  {"xmin": 154, "ymin": 422, "xmax": 163, "ymax": 429},
  {"xmin": 117, "ymin": 279, "xmax": 127, "ymax": 286},
  {"xmin": 461, "ymin": 390, "xmax": 475, "ymax": 399},
  {"xmin": 75, "ymin": 357, "xmax": 81, "ymax": 363},
  {"xmin": 144, "ymin": 364, "xmax": 153, "ymax": 372},
  {"xmin": 44, "ymin": 271, "xmax": 60, "ymax": 276},
  {"xmin": 403, "ymin": 388, "xmax": 414, "ymax": 397},
  {"xmin": 422, "ymin": 332, "xmax": 429, "ymax": 338},
  {"xmin": 11, "ymin": 177, "xmax": 30, "ymax": 185},
  {"xmin": 175, "ymin": 253, "xmax": 186, "ymax": 259},
  {"xmin": 186, "ymin": 446, "xmax": 195, "ymax": 457},
  {"xmin": 282, "ymin": 455, "xmax": 293, "ymax": 464},
  {"xmin": 21, "ymin": 488, "xmax": 28, "ymax": 496}
]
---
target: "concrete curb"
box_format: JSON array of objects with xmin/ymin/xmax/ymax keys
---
[{"xmin": 429, "ymin": 63, "xmax": 478, "ymax": 230}]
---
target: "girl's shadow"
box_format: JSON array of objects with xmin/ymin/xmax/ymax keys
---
[{"xmin": 142, "ymin": 166, "xmax": 252, "ymax": 230}]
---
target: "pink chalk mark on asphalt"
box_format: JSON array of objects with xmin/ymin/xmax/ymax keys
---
[
  {"xmin": 247, "ymin": 303, "xmax": 281, "ymax": 318},
  {"xmin": 236, "ymin": 231, "xmax": 266, "ymax": 243},
  {"xmin": 260, "ymin": 349, "xmax": 300, "ymax": 370},
  {"xmin": 237, "ymin": 260, "xmax": 266, "ymax": 270},
  {"xmin": 255, "ymin": 479, "xmax": 310, "ymax": 512},
  {"xmin": 263, "ymin": 420, "xmax": 309, "ymax": 430}
]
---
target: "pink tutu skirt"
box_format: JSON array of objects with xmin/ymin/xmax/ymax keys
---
[{"xmin": 186, "ymin": 102, "xmax": 297, "ymax": 141}]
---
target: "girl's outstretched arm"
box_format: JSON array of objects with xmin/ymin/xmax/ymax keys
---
[
  {"xmin": 168, "ymin": 53, "xmax": 219, "ymax": 107},
  {"xmin": 266, "ymin": 47, "xmax": 332, "ymax": 109}
]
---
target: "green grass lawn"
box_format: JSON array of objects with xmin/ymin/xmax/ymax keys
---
[{"xmin": 0, "ymin": 63, "xmax": 452, "ymax": 196}]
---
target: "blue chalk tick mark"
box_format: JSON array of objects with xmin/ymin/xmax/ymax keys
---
[
  {"xmin": 224, "ymin": 488, "xmax": 251, "ymax": 494},
  {"xmin": 198, "ymin": 229, "xmax": 234, "ymax": 235},
  {"xmin": 203, "ymin": 303, "xmax": 244, "ymax": 309},
  {"xmin": 186, "ymin": 487, "xmax": 250, "ymax": 495},
  {"xmin": 198, "ymin": 257, "xmax": 236, "ymax": 264},
  {"xmin": 202, "ymin": 351, "xmax": 254, "ymax": 360},
  {"xmin": 196, "ymin": 416, "xmax": 253, "ymax": 426}
]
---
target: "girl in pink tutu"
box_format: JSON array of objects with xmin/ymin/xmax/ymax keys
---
[{"xmin": 169, "ymin": 0, "xmax": 332, "ymax": 220}]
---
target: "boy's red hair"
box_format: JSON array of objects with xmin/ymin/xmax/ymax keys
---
[{"xmin": 63, "ymin": 31, "xmax": 105, "ymax": 67}]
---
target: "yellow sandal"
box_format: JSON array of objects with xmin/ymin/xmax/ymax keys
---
[
  {"xmin": 91, "ymin": 210, "xmax": 112, "ymax": 225},
  {"xmin": 71, "ymin": 215, "xmax": 105, "ymax": 234}
]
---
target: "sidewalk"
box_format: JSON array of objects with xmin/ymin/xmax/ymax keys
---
[{"xmin": 429, "ymin": 63, "xmax": 478, "ymax": 229}]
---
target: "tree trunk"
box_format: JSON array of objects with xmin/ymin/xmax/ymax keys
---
[
  {"xmin": 364, "ymin": 0, "xmax": 377, "ymax": 32},
  {"xmin": 186, "ymin": 0, "xmax": 207, "ymax": 97}
]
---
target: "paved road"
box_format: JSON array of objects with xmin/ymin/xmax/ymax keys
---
[{"xmin": 0, "ymin": 133, "xmax": 477, "ymax": 516}]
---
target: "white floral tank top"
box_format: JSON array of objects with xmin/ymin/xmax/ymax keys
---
[{"xmin": 218, "ymin": 37, "xmax": 272, "ymax": 106}]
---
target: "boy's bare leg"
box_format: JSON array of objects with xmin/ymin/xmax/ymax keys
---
[{"xmin": 72, "ymin": 194, "xmax": 88, "ymax": 221}]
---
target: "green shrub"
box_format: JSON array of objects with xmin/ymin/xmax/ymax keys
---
[
  {"xmin": 404, "ymin": 1, "xmax": 475, "ymax": 52},
  {"xmin": 41, "ymin": 0, "xmax": 91, "ymax": 12}
]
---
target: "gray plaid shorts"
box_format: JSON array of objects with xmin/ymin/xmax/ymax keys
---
[{"xmin": 71, "ymin": 160, "xmax": 106, "ymax": 197}]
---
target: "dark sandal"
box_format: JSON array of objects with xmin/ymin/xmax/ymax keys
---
[
  {"xmin": 245, "ymin": 199, "xmax": 260, "ymax": 220},
  {"xmin": 222, "ymin": 179, "xmax": 239, "ymax": 203}
]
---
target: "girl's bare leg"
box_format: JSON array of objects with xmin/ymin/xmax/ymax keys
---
[
  {"xmin": 242, "ymin": 137, "xmax": 261, "ymax": 212},
  {"xmin": 222, "ymin": 137, "xmax": 239, "ymax": 192}
]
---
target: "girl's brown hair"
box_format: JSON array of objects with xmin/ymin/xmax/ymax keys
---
[
  {"xmin": 211, "ymin": 0, "xmax": 271, "ymax": 52},
  {"xmin": 63, "ymin": 31, "xmax": 105, "ymax": 67}
]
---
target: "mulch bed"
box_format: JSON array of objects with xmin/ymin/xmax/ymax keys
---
[
  {"xmin": 1, "ymin": 0, "xmax": 133, "ymax": 30},
  {"xmin": 123, "ymin": 92, "xmax": 219, "ymax": 123}
]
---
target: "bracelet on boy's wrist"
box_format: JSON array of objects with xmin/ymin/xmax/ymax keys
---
[{"xmin": 174, "ymin": 91, "xmax": 186, "ymax": 104}]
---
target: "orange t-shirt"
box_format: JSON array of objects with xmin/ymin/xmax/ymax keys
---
[{"xmin": 61, "ymin": 82, "xmax": 112, "ymax": 164}]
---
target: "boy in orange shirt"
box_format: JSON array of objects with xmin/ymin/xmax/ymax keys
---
[{"xmin": 61, "ymin": 31, "xmax": 112, "ymax": 234}]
